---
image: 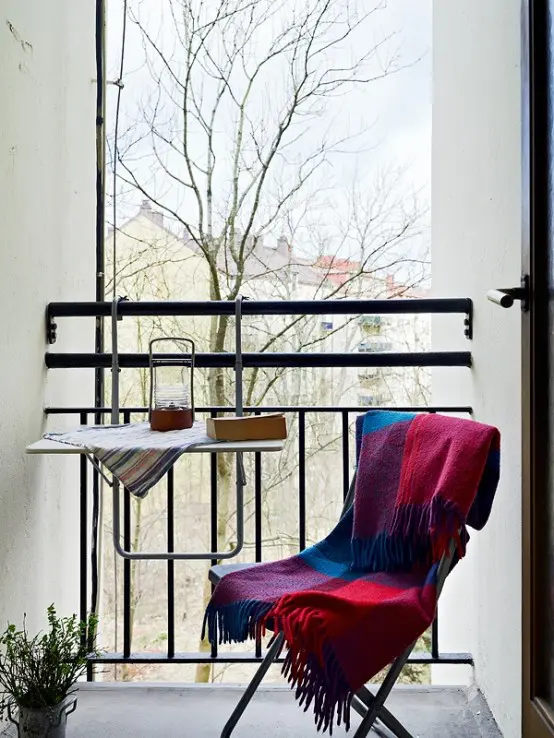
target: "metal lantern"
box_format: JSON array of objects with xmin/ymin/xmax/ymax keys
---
[{"xmin": 148, "ymin": 337, "xmax": 195, "ymax": 432}]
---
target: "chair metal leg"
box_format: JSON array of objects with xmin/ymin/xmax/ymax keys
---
[
  {"xmin": 353, "ymin": 687, "xmax": 415, "ymax": 738},
  {"xmin": 352, "ymin": 698, "xmax": 394, "ymax": 738},
  {"xmin": 220, "ymin": 633, "xmax": 285, "ymax": 738},
  {"xmin": 351, "ymin": 547, "xmax": 457, "ymax": 738},
  {"xmin": 352, "ymin": 644, "xmax": 415, "ymax": 738}
]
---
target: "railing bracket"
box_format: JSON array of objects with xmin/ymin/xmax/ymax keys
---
[
  {"xmin": 46, "ymin": 306, "xmax": 57, "ymax": 345},
  {"xmin": 464, "ymin": 301, "xmax": 473, "ymax": 340}
]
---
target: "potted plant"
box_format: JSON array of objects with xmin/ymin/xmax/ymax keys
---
[{"xmin": 0, "ymin": 605, "xmax": 97, "ymax": 737}]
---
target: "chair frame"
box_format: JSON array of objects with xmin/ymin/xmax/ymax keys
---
[{"xmin": 214, "ymin": 474, "xmax": 457, "ymax": 738}]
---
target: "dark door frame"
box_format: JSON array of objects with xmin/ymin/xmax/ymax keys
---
[{"xmin": 522, "ymin": 0, "xmax": 554, "ymax": 734}]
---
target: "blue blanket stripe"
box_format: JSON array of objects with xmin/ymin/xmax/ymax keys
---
[{"xmin": 355, "ymin": 410, "xmax": 415, "ymax": 463}]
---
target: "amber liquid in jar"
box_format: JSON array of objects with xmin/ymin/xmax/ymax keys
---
[{"xmin": 150, "ymin": 385, "xmax": 193, "ymax": 432}]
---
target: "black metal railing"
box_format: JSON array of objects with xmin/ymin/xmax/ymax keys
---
[
  {"xmin": 43, "ymin": 297, "xmax": 474, "ymax": 677},
  {"xmin": 45, "ymin": 351, "xmax": 471, "ymax": 369},
  {"xmin": 45, "ymin": 297, "xmax": 474, "ymax": 345},
  {"xmin": 46, "ymin": 405, "xmax": 473, "ymax": 675}
]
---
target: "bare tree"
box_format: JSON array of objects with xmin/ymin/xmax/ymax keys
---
[{"xmin": 106, "ymin": 0, "xmax": 430, "ymax": 682}]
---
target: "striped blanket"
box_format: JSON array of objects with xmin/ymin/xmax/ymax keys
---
[
  {"xmin": 204, "ymin": 411, "xmax": 500, "ymax": 733},
  {"xmin": 45, "ymin": 421, "xmax": 213, "ymax": 498}
]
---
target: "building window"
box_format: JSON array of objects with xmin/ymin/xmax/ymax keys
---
[
  {"xmin": 358, "ymin": 368, "xmax": 381, "ymax": 388},
  {"xmin": 359, "ymin": 315, "xmax": 382, "ymax": 335},
  {"xmin": 357, "ymin": 339, "xmax": 392, "ymax": 353},
  {"xmin": 358, "ymin": 394, "xmax": 383, "ymax": 407}
]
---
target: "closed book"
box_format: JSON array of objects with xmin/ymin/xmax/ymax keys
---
[{"xmin": 206, "ymin": 413, "xmax": 287, "ymax": 441}]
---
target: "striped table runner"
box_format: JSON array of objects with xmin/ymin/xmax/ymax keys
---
[{"xmin": 45, "ymin": 421, "xmax": 213, "ymax": 498}]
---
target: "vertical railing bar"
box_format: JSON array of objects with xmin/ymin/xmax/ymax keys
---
[
  {"xmin": 254, "ymin": 410, "xmax": 263, "ymax": 563},
  {"xmin": 431, "ymin": 612, "xmax": 439, "ymax": 660},
  {"xmin": 341, "ymin": 411, "xmax": 350, "ymax": 501},
  {"xmin": 298, "ymin": 411, "xmax": 306, "ymax": 552},
  {"xmin": 79, "ymin": 412, "xmax": 88, "ymax": 656},
  {"xmin": 88, "ymin": 460, "xmax": 98, "ymax": 682},
  {"xmin": 90, "ymin": 468, "xmax": 100, "ymax": 617},
  {"xmin": 167, "ymin": 466, "xmax": 175, "ymax": 659},
  {"xmin": 254, "ymin": 410, "xmax": 263, "ymax": 658},
  {"xmin": 89, "ymin": 408, "xmax": 101, "ymax": 681},
  {"xmin": 210, "ymin": 410, "xmax": 218, "ymax": 659},
  {"xmin": 123, "ymin": 409, "xmax": 132, "ymax": 659}
]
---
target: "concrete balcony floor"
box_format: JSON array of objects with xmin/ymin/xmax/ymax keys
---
[{"xmin": 3, "ymin": 683, "xmax": 503, "ymax": 737}]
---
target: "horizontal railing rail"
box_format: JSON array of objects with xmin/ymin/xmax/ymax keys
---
[
  {"xmin": 45, "ymin": 297, "xmax": 474, "ymax": 343},
  {"xmin": 86, "ymin": 651, "xmax": 473, "ymax": 666},
  {"xmin": 45, "ymin": 405, "xmax": 474, "ymax": 415},
  {"xmin": 45, "ymin": 351, "xmax": 472, "ymax": 369},
  {"xmin": 47, "ymin": 297, "xmax": 473, "ymax": 318}
]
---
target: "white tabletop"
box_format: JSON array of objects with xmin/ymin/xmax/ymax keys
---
[{"xmin": 26, "ymin": 438, "xmax": 284, "ymax": 455}]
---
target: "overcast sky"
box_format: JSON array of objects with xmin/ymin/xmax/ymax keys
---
[{"xmin": 106, "ymin": 0, "xmax": 432, "ymax": 261}]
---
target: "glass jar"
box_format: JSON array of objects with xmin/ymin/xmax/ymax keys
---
[
  {"xmin": 154, "ymin": 384, "xmax": 190, "ymax": 411},
  {"xmin": 148, "ymin": 336, "xmax": 196, "ymax": 432},
  {"xmin": 151, "ymin": 384, "xmax": 193, "ymax": 431}
]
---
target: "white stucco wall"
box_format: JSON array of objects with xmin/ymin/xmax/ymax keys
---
[
  {"xmin": 432, "ymin": 2, "xmax": 522, "ymax": 737},
  {"xmin": 0, "ymin": 0, "xmax": 95, "ymax": 633}
]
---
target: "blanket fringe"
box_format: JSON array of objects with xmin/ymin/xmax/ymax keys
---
[
  {"xmin": 352, "ymin": 531, "xmax": 431, "ymax": 572},
  {"xmin": 204, "ymin": 598, "xmax": 353, "ymax": 733},
  {"xmin": 352, "ymin": 497, "xmax": 465, "ymax": 571},
  {"xmin": 265, "ymin": 603, "xmax": 354, "ymax": 734},
  {"xmin": 202, "ymin": 599, "xmax": 273, "ymax": 645}
]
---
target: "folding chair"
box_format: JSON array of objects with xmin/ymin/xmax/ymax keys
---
[{"xmin": 209, "ymin": 441, "xmax": 458, "ymax": 738}]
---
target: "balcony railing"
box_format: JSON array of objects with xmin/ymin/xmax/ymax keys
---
[
  {"xmin": 46, "ymin": 404, "xmax": 473, "ymax": 678},
  {"xmin": 43, "ymin": 297, "xmax": 474, "ymax": 678}
]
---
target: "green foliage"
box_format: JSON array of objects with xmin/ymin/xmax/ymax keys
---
[{"xmin": 0, "ymin": 605, "xmax": 98, "ymax": 716}]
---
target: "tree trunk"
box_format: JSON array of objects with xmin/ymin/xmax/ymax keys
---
[
  {"xmin": 195, "ymin": 312, "xmax": 235, "ymax": 683},
  {"xmin": 121, "ymin": 497, "xmax": 143, "ymax": 681}
]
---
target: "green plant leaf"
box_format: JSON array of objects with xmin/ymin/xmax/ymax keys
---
[{"xmin": 0, "ymin": 605, "xmax": 99, "ymax": 714}]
